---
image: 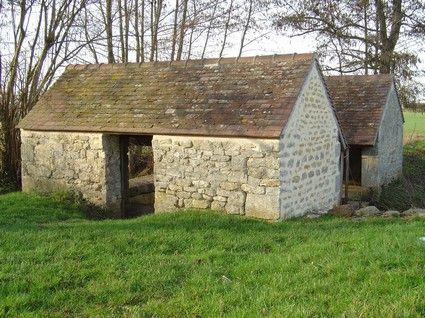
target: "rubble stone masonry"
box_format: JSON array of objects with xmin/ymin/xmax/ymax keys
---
[
  {"xmin": 153, "ymin": 136, "xmax": 281, "ymax": 219},
  {"xmin": 279, "ymin": 65, "xmax": 341, "ymax": 218},
  {"xmin": 361, "ymin": 84, "xmax": 403, "ymax": 188},
  {"xmin": 20, "ymin": 130, "xmax": 122, "ymax": 214},
  {"xmin": 377, "ymin": 84, "xmax": 403, "ymax": 185}
]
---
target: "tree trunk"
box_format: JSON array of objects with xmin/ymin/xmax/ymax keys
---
[
  {"xmin": 1, "ymin": 0, "xmax": 26, "ymax": 184},
  {"xmin": 220, "ymin": 0, "xmax": 233, "ymax": 58},
  {"xmin": 150, "ymin": 0, "xmax": 155, "ymax": 61},
  {"xmin": 140, "ymin": 0, "xmax": 145, "ymax": 62},
  {"xmin": 170, "ymin": 0, "xmax": 179, "ymax": 61},
  {"xmin": 186, "ymin": 0, "xmax": 196, "ymax": 60},
  {"xmin": 375, "ymin": 0, "xmax": 402, "ymax": 73},
  {"xmin": 118, "ymin": 0, "xmax": 125, "ymax": 62},
  {"xmin": 238, "ymin": 0, "xmax": 253, "ymax": 58},
  {"xmin": 135, "ymin": 0, "xmax": 140, "ymax": 62},
  {"xmin": 364, "ymin": 1, "xmax": 369, "ymax": 74},
  {"xmin": 124, "ymin": 0, "xmax": 129, "ymax": 63},
  {"xmin": 201, "ymin": 0, "xmax": 218, "ymax": 59},
  {"xmin": 176, "ymin": 0, "xmax": 188, "ymax": 61},
  {"xmin": 1, "ymin": 0, "xmax": 87, "ymax": 184},
  {"xmin": 106, "ymin": 0, "xmax": 115, "ymax": 63},
  {"xmin": 152, "ymin": 0, "xmax": 163, "ymax": 61}
]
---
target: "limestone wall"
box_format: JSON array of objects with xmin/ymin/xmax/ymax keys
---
[
  {"xmin": 361, "ymin": 84, "xmax": 403, "ymax": 188},
  {"xmin": 153, "ymin": 136, "xmax": 280, "ymax": 219},
  {"xmin": 279, "ymin": 64, "xmax": 341, "ymax": 218},
  {"xmin": 361, "ymin": 146, "xmax": 380, "ymax": 187},
  {"xmin": 21, "ymin": 130, "xmax": 122, "ymax": 214},
  {"xmin": 377, "ymin": 84, "xmax": 403, "ymax": 184}
]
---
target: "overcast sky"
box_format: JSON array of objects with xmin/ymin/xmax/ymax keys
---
[
  {"xmin": 2, "ymin": 3, "xmax": 422, "ymax": 100},
  {"xmin": 229, "ymin": 30, "xmax": 425, "ymax": 101}
]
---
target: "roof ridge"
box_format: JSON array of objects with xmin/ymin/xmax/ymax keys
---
[
  {"xmin": 66, "ymin": 52, "xmax": 315, "ymax": 71},
  {"xmin": 326, "ymin": 73, "xmax": 393, "ymax": 80}
]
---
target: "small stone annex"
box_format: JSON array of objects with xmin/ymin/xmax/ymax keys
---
[
  {"xmin": 326, "ymin": 74, "xmax": 403, "ymax": 197},
  {"xmin": 17, "ymin": 52, "xmax": 401, "ymax": 220}
]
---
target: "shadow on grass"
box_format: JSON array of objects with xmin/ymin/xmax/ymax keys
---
[
  {"xmin": 1, "ymin": 190, "xmax": 418, "ymax": 239},
  {"xmin": 37, "ymin": 208, "xmax": 414, "ymax": 239},
  {"xmin": 376, "ymin": 140, "xmax": 425, "ymax": 211}
]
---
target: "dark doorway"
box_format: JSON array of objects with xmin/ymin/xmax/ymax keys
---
[
  {"xmin": 345, "ymin": 146, "xmax": 362, "ymax": 186},
  {"xmin": 120, "ymin": 135, "xmax": 154, "ymax": 217}
]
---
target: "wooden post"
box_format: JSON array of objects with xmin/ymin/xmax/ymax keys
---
[
  {"xmin": 120, "ymin": 136, "xmax": 129, "ymax": 217},
  {"xmin": 344, "ymin": 148, "xmax": 350, "ymax": 202},
  {"xmin": 339, "ymin": 149, "xmax": 344, "ymax": 204}
]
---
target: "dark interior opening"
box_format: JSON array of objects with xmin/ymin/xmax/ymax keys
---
[
  {"xmin": 345, "ymin": 146, "xmax": 362, "ymax": 186},
  {"xmin": 120, "ymin": 135, "xmax": 154, "ymax": 218}
]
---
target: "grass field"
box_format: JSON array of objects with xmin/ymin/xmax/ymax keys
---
[
  {"xmin": 1, "ymin": 192, "xmax": 425, "ymax": 317},
  {"xmin": 404, "ymin": 111, "xmax": 425, "ymax": 136},
  {"xmin": 0, "ymin": 111, "xmax": 423, "ymax": 317}
]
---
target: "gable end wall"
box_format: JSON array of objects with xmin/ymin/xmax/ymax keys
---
[
  {"xmin": 361, "ymin": 84, "xmax": 403, "ymax": 188},
  {"xmin": 279, "ymin": 64, "xmax": 341, "ymax": 218},
  {"xmin": 377, "ymin": 83, "xmax": 403, "ymax": 184}
]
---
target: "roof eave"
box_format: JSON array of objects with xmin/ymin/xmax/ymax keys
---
[{"xmin": 17, "ymin": 126, "xmax": 282, "ymax": 140}]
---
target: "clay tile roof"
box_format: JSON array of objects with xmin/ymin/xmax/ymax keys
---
[
  {"xmin": 326, "ymin": 74, "xmax": 394, "ymax": 146},
  {"xmin": 18, "ymin": 53, "xmax": 315, "ymax": 138}
]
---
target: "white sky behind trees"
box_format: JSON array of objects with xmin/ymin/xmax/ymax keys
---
[
  {"xmin": 1, "ymin": 0, "xmax": 424, "ymax": 100},
  {"xmin": 236, "ymin": 32, "xmax": 425, "ymax": 101}
]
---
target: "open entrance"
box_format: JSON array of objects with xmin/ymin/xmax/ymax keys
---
[
  {"xmin": 345, "ymin": 146, "xmax": 362, "ymax": 186},
  {"xmin": 120, "ymin": 135, "xmax": 154, "ymax": 217}
]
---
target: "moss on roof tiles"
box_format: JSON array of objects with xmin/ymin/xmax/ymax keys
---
[
  {"xmin": 326, "ymin": 74, "xmax": 395, "ymax": 146},
  {"xmin": 18, "ymin": 53, "xmax": 315, "ymax": 138}
]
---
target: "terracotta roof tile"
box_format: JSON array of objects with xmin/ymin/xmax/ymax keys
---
[
  {"xmin": 326, "ymin": 74, "xmax": 394, "ymax": 146},
  {"xmin": 18, "ymin": 53, "xmax": 315, "ymax": 138}
]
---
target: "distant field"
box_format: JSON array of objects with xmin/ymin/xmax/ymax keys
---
[{"xmin": 404, "ymin": 111, "xmax": 425, "ymax": 136}]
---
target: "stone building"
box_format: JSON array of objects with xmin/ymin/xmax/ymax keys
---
[
  {"xmin": 326, "ymin": 74, "xmax": 403, "ymax": 195},
  {"xmin": 18, "ymin": 53, "xmax": 347, "ymax": 219}
]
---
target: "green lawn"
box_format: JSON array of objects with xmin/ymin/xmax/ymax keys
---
[
  {"xmin": 404, "ymin": 111, "xmax": 425, "ymax": 136},
  {"xmin": 1, "ymin": 193, "xmax": 425, "ymax": 317},
  {"xmin": 0, "ymin": 112, "xmax": 423, "ymax": 317}
]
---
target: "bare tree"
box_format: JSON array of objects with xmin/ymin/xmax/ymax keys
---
[
  {"xmin": 82, "ymin": 6, "xmax": 100, "ymax": 63},
  {"xmin": 186, "ymin": 0, "xmax": 198, "ymax": 60},
  {"xmin": 140, "ymin": 0, "xmax": 145, "ymax": 62},
  {"xmin": 275, "ymin": 0, "xmax": 425, "ymax": 106},
  {"xmin": 176, "ymin": 0, "xmax": 188, "ymax": 60},
  {"xmin": 134, "ymin": 0, "xmax": 141, "ymax": 62},
  {"xmin": 0, "ymin": 0, "xmax": 88, "ymax": 183},
  {"xmin": 117, "ymin": 0, "xmax": 130, "ymax": 62},
  {"xmin": 0, "ymin": 0, "xmax": 295, "ymax": 184},
  {"xmin": 201, "ymin": 0, "xmax": 219, "ymax": 59},
  {"xmin": 118, "ymin": 0, "xmax": 125, "ymax": 62},
  {"xmin": 105, "ymin": 0, "xmax": 115, "ymax": 63},
  {"xmin": 219, "ymin": 0, "xmax": 233, "ymax": 58},
  {"xmin": 150, "ymin": 0, "xmax": 163, "ymax": 61},
  {"xmin": 275, "ymin": 0, "xmax": 424, "ymax": 75},
  {"xmin": 170, "ymin": 0, "xmax": 179, "ymax": 61},
  {"xmin": 238, "ymin": 0, "xmax": 253, "ymax": 58},
  {"xmin": 72, "ymin": 0, "xmax": 274, "ymax": 64}
]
